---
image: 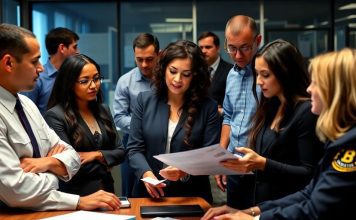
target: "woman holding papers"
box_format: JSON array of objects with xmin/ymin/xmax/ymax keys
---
[
  {"xmin": 126, "ymin": 40, "xmax": 220, "ymax": 203},
  {"xmin": 202, "ymin": 48, "xmax": 356, "ymax": 220},
  {"xmin": 218, "ymin": 40, "xmax": 323, "ymax": 206},
  {"xmin": 45, "ymin": 54, "xmax": 125, "ymax": 196}
]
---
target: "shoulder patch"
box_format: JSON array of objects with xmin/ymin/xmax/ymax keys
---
[{"xmin": 332, "ymin": 148, "xmax": 356, "ymax": 172}]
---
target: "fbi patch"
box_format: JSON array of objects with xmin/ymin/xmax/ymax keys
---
[{"xmin": 332, "ymin": 148, "xmax": 356, "ymax": 172}]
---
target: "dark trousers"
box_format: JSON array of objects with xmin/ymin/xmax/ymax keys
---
[
  {"xmin": 121, "ymin": 133, "xmax": 136, "ymax": 197},
  {"xmin": 226, "ymin": 175, "xmax": 255, "ymax": 209}
]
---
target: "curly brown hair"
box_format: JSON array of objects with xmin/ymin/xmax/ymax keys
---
[{"xmin": 152, "ymin": 40, "xmax": 211, "ymax": 146}]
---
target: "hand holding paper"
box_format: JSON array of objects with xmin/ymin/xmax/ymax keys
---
[
  {"xmin": 141, "ymin": 171, "xmax": 166, "ymax": 198},
  {"xmin": 153, "ymin": 144, "xmax": 253, "ymax": 176},
  {"xmin": 220, "ymin": 147, "xmax": 266, "ymax": 173}
]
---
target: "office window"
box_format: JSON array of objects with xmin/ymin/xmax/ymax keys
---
[
  {"xmin": 265, "ymin": 0, "xmax": 330, "ymax": 57},
  {"xmin": 2, "ymin": 0, "xmax": 20, "ymax": 25},
  {"xmin": 31, "ymin": 1, "xmax": 118, "ymax": 105},
  {"xmin": 335, "ymin": 0, "xmax": 356, "ymax": 49},
  {"xmin": 120, "ymin": 1, "xmax": 192, "ymax": 76}
]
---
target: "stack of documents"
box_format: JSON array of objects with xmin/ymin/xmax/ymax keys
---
[{"xmin": 154, "ymin": 144, "xmax": 252, "ymax": 175}]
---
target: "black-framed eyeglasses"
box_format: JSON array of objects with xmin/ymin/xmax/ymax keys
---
[
  {"xmin": 77, "ymin": 75, "xmax": 103, "ymax": 86},
  {"xmin": 224, "ymin": 36, "xmax": 257, "ymax": 54}
]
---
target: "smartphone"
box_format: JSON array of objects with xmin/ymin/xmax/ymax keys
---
[{"xmin": 119, "ymin": 196, "xmax": 131, "ymax": 208}]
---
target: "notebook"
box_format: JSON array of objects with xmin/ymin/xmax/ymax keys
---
[{"xmin": 140, "ymin": 205, "xmax": 204, "ymax": 217}]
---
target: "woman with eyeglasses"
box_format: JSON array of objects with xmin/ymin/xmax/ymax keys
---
[
  {"xmin": 44, "ymin": 54, "xmax": 125, "ymax": 196},
  {"xmin": 126, "ymin": 40, "xmax": 220, "ymax": 203}
]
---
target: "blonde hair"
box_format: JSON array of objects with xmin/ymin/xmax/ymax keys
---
[{"xmin": 309, "ymin": 48, "xmax": 356, "ymax": 142}]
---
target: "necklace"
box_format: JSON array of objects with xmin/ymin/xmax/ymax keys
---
[{"xmin": 81, "ymin": 114, "xmax": 101, "ymax": 134}]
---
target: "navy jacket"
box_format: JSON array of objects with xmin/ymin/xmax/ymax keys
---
[
  {"xmin": 259, "ymin": 126, "xmax": 356, "ymax": 219},
  {"xmin": 127, "ymin": 91, "xmax": 220, "ymax": 203}
]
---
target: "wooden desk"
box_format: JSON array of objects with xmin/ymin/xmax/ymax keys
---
[{"xmin": 0, "ymin": 197, "xmax": 210, "ymax": 220}]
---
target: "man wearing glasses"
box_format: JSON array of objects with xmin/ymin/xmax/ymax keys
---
[{"xmin": 215, "ymin": 15, "xmax": 262, "ymax": 209}]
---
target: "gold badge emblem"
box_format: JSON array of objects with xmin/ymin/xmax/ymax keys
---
[{"xmin": 332, "ymin": 149, "xmax": 356, "ymax": 172}]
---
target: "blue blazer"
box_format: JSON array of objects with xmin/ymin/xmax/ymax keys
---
[{"xmin": 127, "ymin": 91, "xmax": 220, "ymax": 203}]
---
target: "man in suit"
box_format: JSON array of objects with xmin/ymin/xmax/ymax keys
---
[{"xmin": 198, "ymin": 31, "xmax": 233, "ymax": 115}]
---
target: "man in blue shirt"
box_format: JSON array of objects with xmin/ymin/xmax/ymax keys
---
[
  {"xmin": 215, "ymin": 15, "xmax": 262, "ymax": 209},
  {"xmin": 22, "ymin": 27, "xmax": 79, "ymax": 115},
  {"xmin": 113, "ymin": 33, "xmax": 160, "ymax": 197}
]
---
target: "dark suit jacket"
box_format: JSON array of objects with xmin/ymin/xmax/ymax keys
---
[
  {"xmin": 127, "ymin": 91, "xmax": 220, "ymax": 203},
  {"xmin": 44, "ymin": 104, "xmax": 125, "ymax": 196},
  {"xmin": 209, "ymin": 58, "xmax": 233, "ymax": 106},
  {"xmin": 252, "ymin": 100, "xmax": 323, "ymax": 204}
]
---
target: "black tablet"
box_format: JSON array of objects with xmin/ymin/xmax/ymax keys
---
[{"xmin": 140, "ymin": 205, "xmax": 204, "ymax": 217}]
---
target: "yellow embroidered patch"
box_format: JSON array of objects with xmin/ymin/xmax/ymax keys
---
[{"xmin": 331, "ymin": 149, "xmax": 356, "ymax": 172}]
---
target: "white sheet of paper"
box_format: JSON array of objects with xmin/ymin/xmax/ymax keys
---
[
  {"xmin": 141, "ymin": 177, "xmax": 166, "ymax": 185},
  {"xmin": 40, "ymin": 211, "xmax": 135, "ymax": 220},
  {"xmin": 153, "ymin": 144, "xmax": 253, "ymax": 175}
]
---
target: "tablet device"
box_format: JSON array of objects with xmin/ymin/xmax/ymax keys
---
[{"xmin": 140, "ymin": 205, "xmax": 204, "ymax": 217}]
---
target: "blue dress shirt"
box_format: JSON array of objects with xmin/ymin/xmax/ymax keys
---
[
  {"xmin": 113, "ymin": 67, "xmax": 152, "ymax": 134},
  {"xmin": 22, "ymin": 60, "xmax": 57, "ymax": 115},
  {"xmin": 223, "ymin": 64, "xmax": 258, "ymax": 153}
]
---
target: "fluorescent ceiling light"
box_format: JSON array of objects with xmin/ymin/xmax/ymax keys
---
[
  {"xmin": 165, "ymin": 18, "xmax": 193, "ymax": 23},
  {"xmin": 305, "ymin": 25, "xmax": 315, "ymax": 29},
  {"xmin": 339, "ymin": 3, "xmax": 356, "ymax": 10},
  {"xmin": 335, "ymin": 14, "xmax": 356, "ymax": 23},
  {"xmin": 150, "ymin": 23, "xmax": 192, "ymax": 33}
]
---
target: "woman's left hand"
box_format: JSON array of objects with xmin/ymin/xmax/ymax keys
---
[
  {"xmin": 220, "ymin": 147, "xmax": 266, "ymax": 173},
  {"xmin": 159, "ymin": 166, "xmax": 187, "ymax": 181}
]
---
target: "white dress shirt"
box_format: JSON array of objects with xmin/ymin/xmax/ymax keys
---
[{"xmin": 0, "ymin": 86, "xmax": 81, "ymax": 211}]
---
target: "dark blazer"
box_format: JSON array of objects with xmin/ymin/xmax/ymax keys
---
[
  {"xmin": 259, "ymin": 126, "xmax": 356, "ymax": 220},
  {"xmin": 252, "ymin": 100, "xmax": 323, "ymax": 204},
  {"xmin": 209, "ymin": 58, "xmax": 233, "ymax": 106},
  {"xmin": 44, "ymin": 104, "xmax": 125, "ymax": 196},
  {"xmin": 127, "ymin": 91, "xmax": 220, "ymax": 203}
]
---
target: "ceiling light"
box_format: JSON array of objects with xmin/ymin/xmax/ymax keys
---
[
  {"xmin": 339, "ymin": 3, "xmax": 356, "ymax": 10},
  {"xmin": 165, "ymin": 18, "xmax": 193, "ymax": 23}
]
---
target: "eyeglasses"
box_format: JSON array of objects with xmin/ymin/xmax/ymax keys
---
[
  {"xmin": 77, "ymin": 75, "xmax": 103, "ymax": 86},
  {"xmin": 224, "ymin": 37, "xmax": 256, "ymax": 54}
]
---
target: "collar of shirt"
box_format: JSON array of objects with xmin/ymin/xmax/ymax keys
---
[
  {"xmin": 0, "ymin": 85, "xmax": 17, "ymax": 113},
  {"xmin": 233, "ymin": 63, "xmax": 253, "ymax": 76},
  {"xmin": 44, "ymin": 60, "xmax": 58, "ymax": 77},
  {"xmin": 210, "ymin": 56, "xmax": 220, "ymax": 73},
  {"xmin": 133, "ymin": 67, "xmax": 151, "ymax": 83}
]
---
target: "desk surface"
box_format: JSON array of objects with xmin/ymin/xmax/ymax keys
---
[{"xmin": 0, "ymin": 197, "xmax": 210, "ymax": 220}]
